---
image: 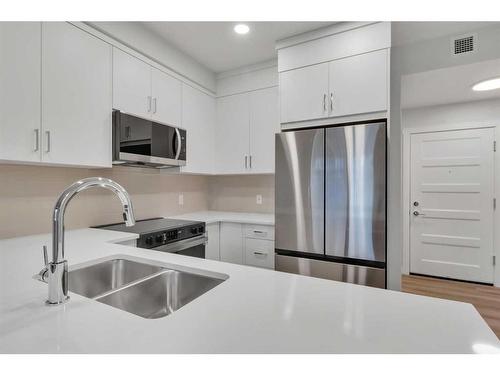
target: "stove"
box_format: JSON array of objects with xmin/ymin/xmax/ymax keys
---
[{"xmin": 95, "ymin": 217, "xmax": 207, "ymax": 258}]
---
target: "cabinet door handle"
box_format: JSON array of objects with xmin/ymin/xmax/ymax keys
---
[
  {"xmin": 245, "ymin": 155, "xmax": 248, "ymax": 169},
  {"xmin": 33, "ymin": 129, "xmax": 39, "ymax": 152},
  {"xmin": 253, "ymin": 230, "xmax": 265, "ymax": 234},
  {"xmin": 253, "ymin": 251, "xmax": 267, "ymax": 256},
  {"xmin": 153, "ymin": 97, "xmax": 157, "ymax": 114},
  {"xmin": 249, "ymin": 155, "xmax": 252, "ymax": 169},
  {"xmin": 45, "ymin": 131, "xmax": 51, "ymax": 153},
  {"xmin": 330, "ymin": 93, "xmax": 334, "ymax": 111},
  {"xmin": 147, "ymin": 96, "xmax": 152, "ymax": 113},
  {"xmin": 323, "ymin": 94, "xmax": 327, "ymax": 111}
]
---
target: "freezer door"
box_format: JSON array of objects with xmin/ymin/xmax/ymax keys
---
[
  {"xmin": 275, "ymin": 129, "xmax": 324, "ymax": 255},
  {"xmin": 325, "ymin": 122, "xmax": 386, "ymax": 263}
]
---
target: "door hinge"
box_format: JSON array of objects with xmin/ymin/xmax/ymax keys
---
[
  {"xmin": 494, "ymin": 140, "xmax": 497, "ymax": 152},
  {"xmin": 493, "ymin": 255, "xmax": 496, "ymax": 266},
  {"xmin": 494, "ymin": 198, "xmax": 497, "ymax": 210}
]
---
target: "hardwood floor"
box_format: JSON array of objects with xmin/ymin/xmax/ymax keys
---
[{"xmin": 402, "ymin": 274, "xmax": 500, "ymax": 338}]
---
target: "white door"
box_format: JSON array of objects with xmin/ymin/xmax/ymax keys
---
[
  {"xmin": 249, "ymin": 86, "xmax": 280, "ymax": 174},
  {"xmin": 41, "ymin": 22, "xmax": 112, "ymax": 167},
  {"xmin": 151, "ymin": 68, "xmax": 182, "ymax": 126},
  {"xmin": 205, "ymin": 223, "xmax": 220, "ymax": 260},
  {"xmin": 279, "ymin": 62, "xmax": 329, "ymax": 124},
  {"xmin": 328, "ymin": 49, "xmax": 387, "ymax": 117},
  {"xmin": 0, "ymin": 22, "xmax": 41, "ymax": 163},
  {"xmin": 215, "ymin": 93, "xmax": 249, "ymax": 174},
  {"xmin": 410, "ymin": 128, "xmax": 495, "ymax": 283},
  {"xmin": 113, "ymin": 47, "xmax": 152, "ymax": 119},
  {"xmin": 181, "ymin": 83, "xmax": 215, "ymax": 174}
]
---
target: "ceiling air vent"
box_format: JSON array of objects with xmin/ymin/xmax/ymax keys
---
[{"xmin": 452, "ymin": 34, "xmax": 476, "ymax": 55}]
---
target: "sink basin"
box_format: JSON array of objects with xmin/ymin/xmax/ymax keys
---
[
  {"xmin": 36, "ymin": 256, "xmax": 228, "ymax": 319},
  {"xmin": 69, "ymin": 258, "xmax": 163, "ymax": 298},
  {"xmin": 97, "ymin": 270, "xmax": 225, "ymax": 319}
]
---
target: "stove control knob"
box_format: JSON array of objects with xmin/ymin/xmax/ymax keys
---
[
  {"xmin": 190, "ymin": 227, "xmax": 197, "ymax": 234},
  {"xmin": 145, "ymin": 236, "xmax": 154, "ymax": 246},
  {"xmin": 155, "ymin": 234, "xmax": 163, "ymax": 243}
]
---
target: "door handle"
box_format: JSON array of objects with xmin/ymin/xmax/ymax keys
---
[
  {"xmin": 323, "ymin": 94, "xmax": 327, "ymax": 111},
  {"xmin": 174, "ymin": 128, "xmax": 182, "ymax": 160},
  {"xmin": 249, "ymin": 155, "xmax": 252, "ymax": 169},
  {"xmin": 45, "ymin": 131, "xmax": 51, "ymax": 153},
  {"xmin": 253, "ymin": 251, "xmax": 267, "ymax": 256},
  {"xmin": 147, "ymin": 96, "xmax": 152, "ymax": 113},
  {"xmin": 245, "ymin": 155, "xmax": 248, "ymax": 169},
  {"xmin": 153, "ymin": 98, "xmax": 157, "ymax": 114},
  {"xmin": 330, "ymin": 93, "xmax": 334, "ymax": 111},
  {"xmin": 33, "ymin": 129, "xmax": 39, "ymax": 152},
  {"xmin": 413, "ymin": 211, "xmax": 425, "ymax": 216}
]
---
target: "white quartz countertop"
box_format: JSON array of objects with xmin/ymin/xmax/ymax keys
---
[
  {"xmin": 1, "ymin": 228, "xmax": 499, "ymax": 354},
  {"xmin": 167, "ymin": 210, "xmax": 274, "ymax": 226}
]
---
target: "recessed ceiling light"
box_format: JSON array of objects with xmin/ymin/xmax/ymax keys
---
[
  {"xmin": 472, "ymin": 77, "xmax": 500, "ymax": 91},
  {"xmin": 234, "ymin": 24, "xmax": 250, "ymax": 35}
]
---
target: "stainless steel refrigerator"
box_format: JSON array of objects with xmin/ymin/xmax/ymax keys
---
[{"xmin": 274, "ymin": 121, "xmax": 386, "ymax": 288}]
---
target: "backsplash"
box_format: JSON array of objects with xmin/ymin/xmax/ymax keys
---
[
  {"xmin": 208, "ymin": 175, "xmax": 274, "ymax": 214},
  {"xmin": 0, "ymin": 165, "xmax": 274, "ymax": 239}
]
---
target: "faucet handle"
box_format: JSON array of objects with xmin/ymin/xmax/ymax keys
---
[{"xmin": 42, "ymin": 245, "xmax": 48, "ymax": 267}]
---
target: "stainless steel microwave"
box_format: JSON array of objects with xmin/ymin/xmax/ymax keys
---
[{"xmin": 112, "ymin": 110, "xmax": 186, "ymax": 168}]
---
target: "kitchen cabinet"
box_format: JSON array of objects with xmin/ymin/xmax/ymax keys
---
[
  {"xmin": 42, "ymin": 22, "xmax": 112, "ymax": 167},
  {"xmin": 0, "ymin": 22, "xmax": 41, "ymax": 163},
  {"xmin": 113, "ymin": 48, "xmax": 182, "ymax": 127},
  {"xmin": 151, "ymin": 67, "xmax": 182, "ymax": 126},
  {"xmin": 328, "ymin": 49, "xmax": 387, "ymax": 117},
  {"xmin": 279, "ymin": 63, "xmax": 329, "ymax": 124},
  {"xmin": 219, "ymin": 222, "xmax": 244, "ymax": 264},
  {"xmin": 215, "ymin": 86, "xmax": 279, "ymax": 174},
  {"xmin": 205, "ymin": 223, "xmax": 220, "ymax": 260},
  {"xmin": 244, "ymin": 238, "xmax": 274, "ymax": 269},
  {"xmin": 113, "ymin": 48, "xmax": 152, "ymax": 119},
  {"xmin": 215, "ymin": 94, "xmax": 250, "ymax": 174},
  {"xmin": 181, "ymin": 84, "xmax": 216, "ymax": 174},
  {"xmin": 279, "ymin": 49, "xmax": 388, "ymax": 124}
]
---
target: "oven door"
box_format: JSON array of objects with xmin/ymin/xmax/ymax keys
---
[{"xmin": 151, "ymin": 235, "xmax": 207, "ymax": 258}]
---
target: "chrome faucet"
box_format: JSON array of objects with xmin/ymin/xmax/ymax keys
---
[{"xmin": 39, "ymin": 177, "xmax": 136, "ymax": 305}]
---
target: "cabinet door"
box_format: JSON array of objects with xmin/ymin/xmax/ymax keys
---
[
  {"xmin": 249, "ymin": 87, "xmax": 279, "ymax": 173},
  {"xmin": 219, "ymin": 222, "xmax": 244, "ymax": 264},
  {"xmin": 113, "ymin": 47, "xmax": 152, "ymax": 119},
  {"xmin": 0, "ymin": 22, "xmax": 41, "ymax": 163},
  {"xmin": 151, "ymin": 68, "xmax": 182, "ymax": 126},
  {"xmin": 279, "ymin": 63, "xmax": 329, "ymax": 124},
  {"xmin": 328, "ymin": 49, "xmax": 388, "ymax": 117},
  {"xmin": 41, "ymin": 22, "xmax": 112, "ymax": 167},
  {"xmin": 181, "ymin": 84, "xmax": 215, "ymax": 174},
  {"xmin": 205, "ymin": 223, "xmax": 220, "ymax": 260},
  {"xmin": 215, "ymin": 93, "xmax": 250, "ymax": 174}
]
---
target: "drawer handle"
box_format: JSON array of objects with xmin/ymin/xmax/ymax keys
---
[
  {"xmin": 253, "ymin": 251, "xmax": 267, "ymax": 256},
  {"xmin": 253, "ymin": 230, "xmax": 265, "ymax": 234}
]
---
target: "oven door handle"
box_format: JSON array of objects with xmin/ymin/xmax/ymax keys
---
[{"xmin": 153, "ymin": 235, "xmax": 207, "ymax": 254}]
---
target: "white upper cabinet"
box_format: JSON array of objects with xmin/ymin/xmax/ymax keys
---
[
  {"xmin": 328, "ymin": 49, "xmax": 387, "ymax": 117},
  {"xmin": 42, "ymin": 22, "xmax": 112, "ymax": 167},
  {"xmin": 181, "ymin": 83, "xmax": 215, "ymax": 174},
  {"xmin": 215, "ymin": 93, "xmax": 250, "ymax": 174},
  {"xmin": 249, "ymin": 87, "xmax": 280, "ymax": 174},
  {"xmin": 279, "ymin": 63, "xmax": 329, "ymax": 124},
  {"xmin": 0, "ymin": 22, "xmax": 41, "ymax": 163},
  {"xmin": 113, "ymin": 47, "xmax": 152, "ymax": 119},
  {"xmin": 151, "ymin": 68, "xmax": 182, "ymax": 126}
]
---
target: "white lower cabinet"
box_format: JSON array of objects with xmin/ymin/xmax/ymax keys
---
[
  {"xmin": 205, "ymin": 223, "xmax": 220, "ymax": 260},
  {"xmin": 219, "ymin": 222, "xmax": 244, "ymax": 264},
  {"xmin": 212, "ymin": 222, "xmax": 275, "ymax": 269}
]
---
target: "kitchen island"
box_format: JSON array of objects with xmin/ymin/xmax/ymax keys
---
[{"xmin": 0, "ymin": 228, "xmax": 499, "ymax": 353}]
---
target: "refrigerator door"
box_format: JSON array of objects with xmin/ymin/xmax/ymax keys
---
[
  {"xmin": 275, "ymin": 129, "xmax": 324, "ymax": 255},
  {"xmin": 325, "ymin": 122, "xmax": 386, "ymax": 263}
]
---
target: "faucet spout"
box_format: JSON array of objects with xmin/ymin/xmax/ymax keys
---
[{"xmin": 44, "ymin": 177, "xmax": 135, "ymax": 305}]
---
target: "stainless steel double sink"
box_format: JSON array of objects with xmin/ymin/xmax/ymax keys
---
[{"xmin": 39, "ymin": 257, "xmax": 228, "ymax": 319}]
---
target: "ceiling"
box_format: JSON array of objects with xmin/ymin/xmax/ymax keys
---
[
  {"xmin": 392, "ymin": 21, "xmax": 499, "ymax": 46},
  {"xmin": 141, "ymin": 22, "xmax": 333, "ymax": 73}
]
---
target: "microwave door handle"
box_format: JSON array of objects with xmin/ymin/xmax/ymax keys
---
[{"xmin": 174, "ymin": 128, "xmax": 182, "ymax": 160}]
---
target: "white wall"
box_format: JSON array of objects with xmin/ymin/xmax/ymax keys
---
[
  {"xmin": 88, "ymin": 22, "xmax": 216, "ymax": 93},
  {"xmin": 389, "ymin": 23, "xmax": 500, "ymax": 291}
]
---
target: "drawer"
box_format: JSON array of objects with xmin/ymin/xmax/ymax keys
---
[
  {"xmin": 245, "ymin": 224, "xmax": 275, "ymax": 240},
  {"xmin": 244, "ymin": 238, "xmax": 275, "ymax": 269}
]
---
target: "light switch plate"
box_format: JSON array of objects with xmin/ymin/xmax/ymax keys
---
[
  {"xmin": 178, "ymin": 193, "xmax": 184, "ymax": 206},
  {"xmin": 256, "ymin": 194, "xmax": 263, "ymax": 205}
]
